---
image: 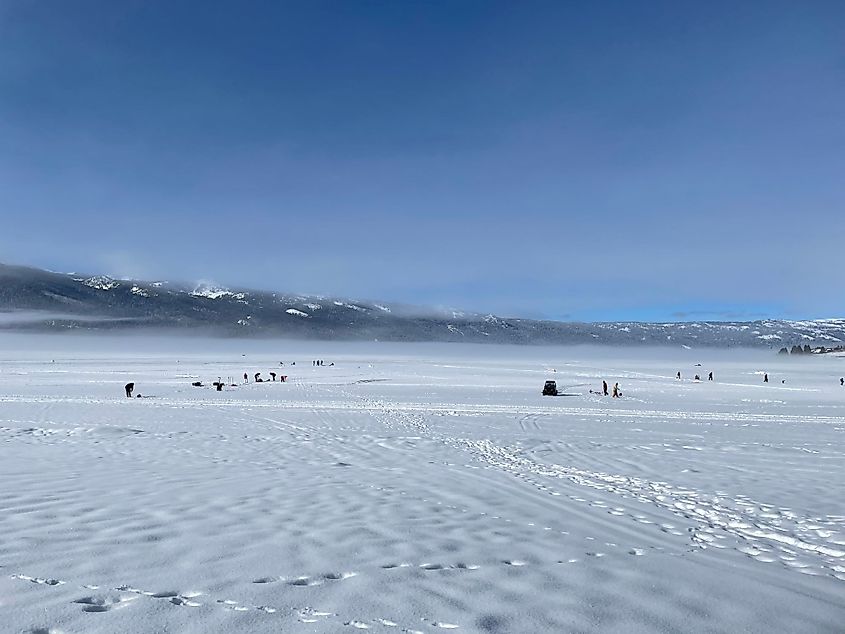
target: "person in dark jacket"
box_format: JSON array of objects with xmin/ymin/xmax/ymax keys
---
[
  {"xmin": 708, "ymin": 372, "xmax": 713, "ymax": 381},
  {"xmin": 602, "ymin": 380, "xmax": 608, "ymax": 396},
  {"xmin": 125, "ymin": 382, "xmax": 134, "ymax": 398}
]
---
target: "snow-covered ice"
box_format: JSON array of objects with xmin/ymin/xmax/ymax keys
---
[{"xmin": 1, "ymin": 335, "xmax": 844, "ymax": 633}]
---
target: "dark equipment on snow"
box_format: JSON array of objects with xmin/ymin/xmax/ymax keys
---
[{"xmin": 542, "ymin": 380, "xmax": 559, "ymax": 396}]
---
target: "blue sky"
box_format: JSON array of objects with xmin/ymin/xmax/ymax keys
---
[{"xmin": 1, "ymin": 1, "xmax": 843, "ymax": 321}]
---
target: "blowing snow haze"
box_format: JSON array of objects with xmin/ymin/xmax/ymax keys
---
[{"xmin": 1, "ymin": 2, "xmax": 844, "ymax": 321}]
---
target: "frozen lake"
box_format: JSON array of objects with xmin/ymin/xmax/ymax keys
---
[{"xmin": 2, "ymin": 335, "xmax": 844, "ymax": 633}]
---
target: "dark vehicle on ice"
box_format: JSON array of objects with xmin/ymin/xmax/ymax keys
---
[{"xmin": 542, "ymin": 380, "xmax": 559, "ymax": 396}]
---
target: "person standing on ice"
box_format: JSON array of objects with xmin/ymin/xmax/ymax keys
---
[
  {"xmin": 676, "ymin": 371, "xmax": 681, "ymax": 380},
  {"xmin": 708, "ymin": 372, "xmax": 713, "ymax": 381},
  {"xmin": 124, "ymin": 382, "xmax": 134, "ymax": 398},
  {"xmin": 612, "ymin": 382, "xmax": 620, "ymax": 398},
  {"xmin": 841, "ymin": 378, "xmax": 844, "ymax": 386},
  {"xmin": 764, "ymin": 373, "xmax": 769, "ymax": 383},
  {"xmin": 602, "ymin": 380, "xmax": 608, "ymax": 396},
  {"xmin": 243, "ymin": 372, "xmax": 248, "ymax": 383}
]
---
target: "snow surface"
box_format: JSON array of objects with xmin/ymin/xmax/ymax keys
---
[
  {"xmin": 190, "ymin": 285, "xmax": 247, "ymax": 300},
  {"xmin": 78, "ymin": 276, "xmax": 119, "ymax": 291},
  {"xmin": 1, "ymin": 336, "xmax": 844, "ymax": 633}
]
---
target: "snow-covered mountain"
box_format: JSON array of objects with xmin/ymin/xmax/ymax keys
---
[{"xmin": 1, "ymin": 263, "xmax": 843, "ymax": 347}]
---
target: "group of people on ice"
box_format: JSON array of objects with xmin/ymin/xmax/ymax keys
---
[
  {"xmin": 676, "ymin": 370, "xmax": 714, "ymax": 381},
  {"xmin": 590, "ymin": 379, "xmax": 621, "ymax": 398},
  {"xmin": 243, "ymin": 371, "xmax": 287, "ymax": 383}
]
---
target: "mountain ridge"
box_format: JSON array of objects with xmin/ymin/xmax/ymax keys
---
[{"xmin": 1, "ymin": 262, "xmax": 843, "ymax": 347}]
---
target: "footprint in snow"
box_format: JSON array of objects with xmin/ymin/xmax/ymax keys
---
[
  {"xmin": 419, "ymin": 563, "xmax": 445, "ymax": 570},
  {"xmin": 75, "ymin": 594, "xmax": 136, "ymax": 613},
  {"xmin": 289, "ymin": 571, "xmax": 356, "ymax": 586},
  {"xmin": 13, "ymin": 575, "xmax": 64, "ymax": 586},
  {"xmin": 217, "ymin": 599, "xmax": 249, "ymax": 611}
]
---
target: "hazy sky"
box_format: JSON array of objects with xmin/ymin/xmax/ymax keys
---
[{"xmin": 1, "ymin": 1, "xmax": 843, "ymax": 321}]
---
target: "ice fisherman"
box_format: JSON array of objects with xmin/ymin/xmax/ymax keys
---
[
  {"xmin": 124, "ymin": 382, "xmax": 135, "ymax": 398},
  {"xmin": 602, "ymin": 380, "xmax": 608, "ymax": 396},
  {"xmin": 708, "ymin": 372, "xmax": 713, "ymax": 381},
  {"xmin": 612, "ymin": 382, "xmax": 620, "ymax": 398},
  {"xmin": 841, "ymin": 377, "xmax": 844, "ymax": 386},
  {"xmin": 243, "ymin": 372, "xmax": 248, "ymax": 383},
  {"xmin": 676, "ymin": 371, "xmax": 681, "ymax": 380},
  {"xmin": 764, "ymin": 373, "xmax": 769, "ymax": 383}
]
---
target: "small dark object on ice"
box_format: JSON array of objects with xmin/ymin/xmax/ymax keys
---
[
  {"xmin": 542, "ymin": 380, "xmax": 559, "ymax": 396},
  {"xmin": 191, "ymin": 381, "xmax": 203, "ymax": 387}
]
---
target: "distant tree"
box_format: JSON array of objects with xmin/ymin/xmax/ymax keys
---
[
  {"xmin": 778, "ymin": 347, "xmax": 789, "ymax": 355},
  {"xmin": 803, "ymin": 344, "xmax": 812, "ymax": 354},
  {"xmin": 790, "ymin": 345, "xmax": 803, "ymax": 355}
]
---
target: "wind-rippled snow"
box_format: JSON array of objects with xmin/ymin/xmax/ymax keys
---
[{"xmin": 1, "ymin": 337, "xmax": 843, "ymax": 633}]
